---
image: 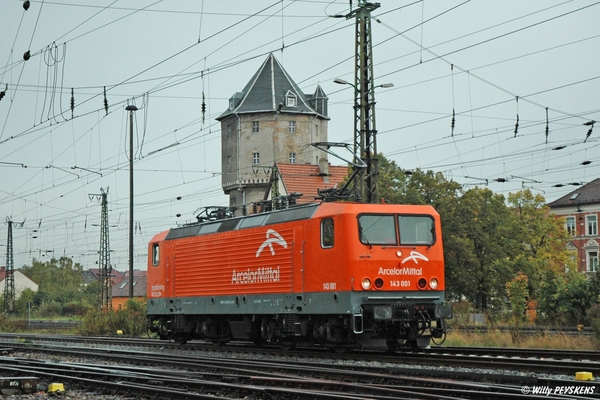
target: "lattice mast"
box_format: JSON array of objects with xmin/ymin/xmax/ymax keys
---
[
  {"xmin": 100, "ymin": 188, "xmax": 112, "ymax": 310},
  {"xmin": 350, "ymin": 1, "xmax": 380, "ymax": 203},
  {"xmin": 3, "ymin": 219, "xmax": 15, "ymax": 313},
  {"xmin": 91, "ymin": 188, "xmax": 112, "ymax": 310}
]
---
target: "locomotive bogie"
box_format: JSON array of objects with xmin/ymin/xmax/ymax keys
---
[{"xmin": 147, "ymin": 202, "xmax": 451, "ymax": 349}]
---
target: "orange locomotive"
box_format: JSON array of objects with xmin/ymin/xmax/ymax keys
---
[{"xmin": 147, "ymin": 201, "xmax": 452, "ymax": 349}]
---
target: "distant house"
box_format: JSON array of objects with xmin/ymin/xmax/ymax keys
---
[
  {"xmin": 111, "ymin": 270, "xmax": 147, "ymax": 310},
  {"xmin": 548, "ymin": 178, "xmax": 600, "ymax": 273},
  {"xmin": 0, "ymin": 266, "xmax": 39, "ymax": 297},
  {"xmin": 265, "ymin": 162, "xmax": 348, "ymax": 204},
  {"xmin": 81, "ymin": 268, "xmax": 125, "ymax": 286}
]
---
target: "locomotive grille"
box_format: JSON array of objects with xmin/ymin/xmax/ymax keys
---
[
  {"xmin": 171, "ymin": 314, "xmax": 186, "ymax": 330},
  {"xmin": 283, "ymin": 313, "xmax": 299, "ymax": 334}
]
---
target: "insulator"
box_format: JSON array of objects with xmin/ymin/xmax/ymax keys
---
[
  {"xmin": 0, "ymin": 84, "xmax": 6, "ymax": 101},
  {"xmin": 514, "ymin": 114, "xmax": 519, "ymax": 137},
  {"xmin": 201, "ymin": 92, "xmax": 206, "ymax": 123},
  {"xmin": 70, "ymin": 88, "xmax": 75, "ymax": 118},
  {"xmin": 23, "ymin": 50, "xmax": 31, "ymax": 61},
  {"xmin": 23, "ymin": 0, "xmax": 30, "ymax": 10},
  {"xmin": 585, "ymin": 126, "xmax": 593, "ymax": 143},
  {"xmin": 103, "ymin": 86, "xmax": 108, "ymax": 115},
  {"xmin": 545, "ymin": 107, "xmax": 549, "ymax": 143},
  {"xmin": 450, "ymin": 109, "xmax": 455, "ymax": 136}
]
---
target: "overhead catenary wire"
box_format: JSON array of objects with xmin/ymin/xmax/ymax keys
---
[{"xmin": 1, "ymin": 1, "xmax": 599, "ymax": 269}]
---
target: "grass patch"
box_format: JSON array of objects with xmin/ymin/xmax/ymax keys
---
[{"xmin": 444, "ymin": 327, "xmax": 598, "ymax": 350}]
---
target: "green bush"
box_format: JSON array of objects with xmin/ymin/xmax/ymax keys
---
[{"xmin": 79, "ymin": 299, "xmax": 147, "ymax": 337}]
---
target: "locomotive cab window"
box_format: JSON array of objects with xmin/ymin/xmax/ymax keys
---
[
  {"xmin": 152, "ymin": 244, "xmax": 160, "ymax": 266},
  {"xmin": 398, "ymin": 215, "xmax": 434, "ymax": 245},
  {"xmin": 358, "ymin": 214, "xmax": 397, "ymax": 245},
  {"xmin": 321, "ymin": 218, "xmax": 334, "ymax": 248}
]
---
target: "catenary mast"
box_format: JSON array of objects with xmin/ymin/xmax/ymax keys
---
[
  {"xmin": 90, "ymin": 188, "xmax": 112, "ymax": 310},
  {"xmin": 3, "ymin": 219, "xmax": 15, "ymax": 313},
  {"xmin": 349, "ymin": 1, "xmax": 380, "ymax": 203}
]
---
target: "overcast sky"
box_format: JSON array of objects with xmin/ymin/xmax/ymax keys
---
[{"xmin": 1, "ymin": 1, "xmax": 599, "ymax": 272}]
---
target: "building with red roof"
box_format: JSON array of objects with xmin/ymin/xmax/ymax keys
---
[{"xmin": 548, "ymin": 178, "xmax": 600, "ymax": 273}]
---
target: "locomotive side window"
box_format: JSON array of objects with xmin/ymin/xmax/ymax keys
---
[
  {"xmin": 321, "ymin": 218, "xmax": 334, "ymax": 248},
  {"xmin": 398, "ymin": 215, "xmax": 434, "ymax": 245},
  {"xmin": 239, "ymin": 213, "xmax": 268, "ymax": 228},
  {"xmin": 152, "ymin": 244, "xmax": 160, "ymax": 266},
  {"xmin": 199, "ymin": 222, "xmax": 221, "ymax": 234},
  {"xmin": 358, "ymin": 214, "xmax": 397, "ymax": 245}
]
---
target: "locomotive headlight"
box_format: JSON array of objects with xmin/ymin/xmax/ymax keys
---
[
  {"xmin": 429, "ymin": 278, "xmax": 439, "ymax": 289},
  {"xmin": 373, "ymin": 305, "xmax": 392, "ymax": 320},
  {"xmin": 361, "ymin": 278, "xmax": 371, "ymax": 290}
]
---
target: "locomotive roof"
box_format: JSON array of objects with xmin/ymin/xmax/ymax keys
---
[
  {"xmin": 161, "ymin": 202, "xmax": 440, "ymax": 242},
  {"xmin": 165, "ymin": 203, "xmax": 319, "ymax": 241}
]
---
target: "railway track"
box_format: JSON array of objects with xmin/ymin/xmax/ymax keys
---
[
  {"xmin": 2, "ymin": 342, "xmax": 597, "ymax": 399},
  {"xmin": 0, "ymin": 334, "xmax": 598, "ymax": 399},
  {"xmin": 3, "ymin": 333, "xmax": 598, "ymax": 376}
]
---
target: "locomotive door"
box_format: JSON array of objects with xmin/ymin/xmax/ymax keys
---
[{"xmin": 292, "ymin": 225, "xmax": 305, "ymax": 303}]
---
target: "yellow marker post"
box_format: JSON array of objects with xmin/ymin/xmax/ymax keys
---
[
  {"xmin": 575, "ymin": 372, "xmax": 593, "ymax": 381},
  {"xmin": 48, "ymin": 382, "xmax": 65, "ymax": 394}
]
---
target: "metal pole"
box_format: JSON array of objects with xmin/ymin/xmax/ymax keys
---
[{"xmin": 126, "ymin": 105, "xmax": 137, "ymax": 298}]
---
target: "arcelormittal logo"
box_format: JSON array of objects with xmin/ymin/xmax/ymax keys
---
[{"xmin": 256, "ymin": 229, "xmax": 288, "ymax": 257}]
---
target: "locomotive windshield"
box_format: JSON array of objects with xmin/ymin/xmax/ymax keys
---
[
  {"xmin": 358, "ymin": 214, "xmax": 435, "ymax": 246},
  {"xmin": 398, "ymin": 215, "xmax": 434, "ymax": 245},
  {"xmin": 358, "ymin": 215, "xmax": 397, "ymax": 245}
]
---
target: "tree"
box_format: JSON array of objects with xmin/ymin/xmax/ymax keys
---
[
  {"xmin": 14, "ymin": 288, "xmax": 35, "ymax": 317},
  {"xmin": 19, "ymin": 256, "xmax": 95, "ymax": 317},
  {"xmin": 506, "ymin": 271, "xmax": 529, "ymax": 323},
  {"xmin": 503, "ymin": 190, "xmax": 579, "ymax": 322},
  {"xmin": 537, "ymin": 267, "xmax": 594, "ymax": 325}
]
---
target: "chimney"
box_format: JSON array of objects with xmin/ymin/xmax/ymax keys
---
[{"xmin": 318, "ymin": 158, "xmax": 329, "ymax": 176}]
